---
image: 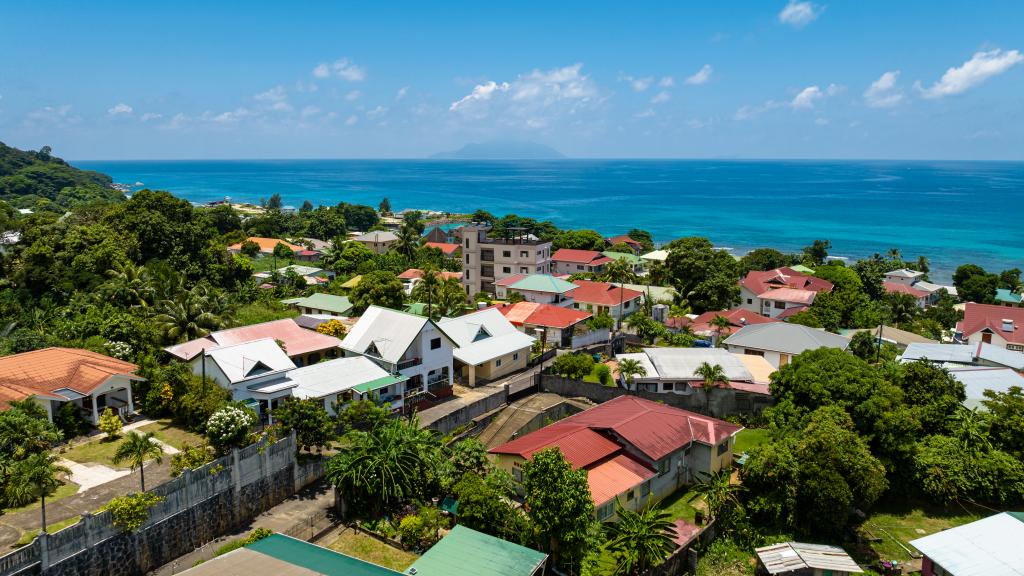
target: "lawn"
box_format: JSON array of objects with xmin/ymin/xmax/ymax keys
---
[
  {"xmin": 733, "ymin": 428, "xmax": 770, "ymax": 454},
  {"xmin": 60, "ymin": 437, "xmax": 128, "ymax": 468},
  {"xmin": 326, "ymin": 529, "xmax": 419, "ymax": 572},
  {"xmin": 12, "ymin": 516, "xmax": 81, "ymax": 548},
  {"xmin": 233, "ymin": 302, "xmax": 299, "ymax": 326},
  {"xmin": 136, "ymin": 419, "xmax": 205, "ymax": 450},
  {"xmin": 658, "ymin": 486, "xmax": 704, "ymax": 523},
  {"xmin": 858, "ymin": 501, "xmax": 991, "ymax": 563},
  {"xmin": 3, "ymin": 480, "xmax": 79, "ymax": 515},
  {"xmin": 582, "ymin": 362, "xmax": 616, "ymax": 387}
]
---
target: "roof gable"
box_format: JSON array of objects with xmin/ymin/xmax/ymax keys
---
[
  {"xmin": 723, "ymin": 323, "xmax": 851, "ymax": 355},
  {"xmin": 0, "ymin": 347, "xmax": 139, "ymax": 400}
]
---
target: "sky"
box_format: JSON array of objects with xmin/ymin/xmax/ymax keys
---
[{"xmin": 1, "ymin": 1, "xmax": 1023, "ymax": 160}]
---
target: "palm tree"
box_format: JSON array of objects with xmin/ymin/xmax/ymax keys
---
[
  {"xmin": 4, "ymin": 453, "xmax": 71, "ymax": 534},
  {"xmin": 693, "ymin": 362, "xmax": 728, "ymax": 415},
  {"xmin": 152, "ymin": 288, "xmax": 227, "ymax": 344},
  {"xmin": 886, "ymin": 293, "xmax": 918, "ymax": 328},
  {"xmin": 689, "ymin": 469, "xmax": 744, "ymax": 522},
  {"xmin": 102, "ymin": 261, "xmax": 153, "ymax": 307},
  {"xmin": 604, "ymin": 259, "xmax": 636, "ymax": 337},
  {"xmin": 411, "ymin": 265, "xmax": 442, "ymax": 318},
  {"xmin": 709, "ymin": 314, "xmax": 732, "ymax": 346},
  {"xmin": 617, "ymin": 358, "xmax": 647, "ymax": 389},
  {"xmin": 436, "ymin": 277, "xmax": 468, "ymax": 318},
  {"xmin": 393, "ymin": 225, "xmax": 421, "ymax": 260},
  {"xmin": 112, "ymin": 431, "xmax": 165, "ymax": 492},
  {"xmin": 604, "ymin": 500, "xmax": 677, "ymax": 575}
]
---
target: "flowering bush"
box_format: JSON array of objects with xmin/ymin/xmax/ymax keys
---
[
  {"xmin": 105, "ymin": 340, "xmax": 133, "ymax": 360},
  {"xmin": 205, "ymin": 406, "xmax": 255, "ymax": 452}
]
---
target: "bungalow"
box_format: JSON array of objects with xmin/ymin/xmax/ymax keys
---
[
  {"xmin": 947, "ymin": 366, "xmax": 1024, "ymax": 410},
  {"xmin": 841, "ymin": 325, "xmax": 937, "ymax": 350},
  {"xmin": 188, "ymin": 338, "xmax": 297, "ymax": 417},
  {"xmin": 884, "ymin": 268, "xmax": 956, "ymax": 305},
  {"xmin": 739, "ymin": 267, "xmax": 833, "ymax": 319},
  {"xmin": 287, "ymin": 355, "xmax": 410, "ymax": 415},
  {"xmin": 723, "ymin": 323, "xmax": 851, "ymax": 368},
  {"xmin": 165, "ymin": 318, "xmax": 343, "ymax": 367},
  {"xmin": 438, "ymin": 308, "xmax": 535, "ymax": 386},
  {"xmin": 423, "ymin": 241, "xmax": 461, "ymax": 257},
  {"xmin": 423, "ymin": 226, "xmax": 455, "ymax": 244},
  {"xmin": 495, "ymin": 301, "xmax": 606, "ymax": 348},
  {"xmin": 605, "ymin": 234, "xmax": 645, "ymax": 255},
  {"xmin": 899, "ymin": 341, "xmax": 1024, "ymax": 371},
  {"xmin": 569, "ymin": 280, "xmax": 643, "ymax": 324},
  {"xmin": 353, "ymin": 230, "xmax": 398, "ymax": 254},
  {"xmin": 883, "ymin": 281, "xmax": 930, "ymax": 308},
  {"xmin": 666, "ymin": 308, "xmax": 779, "ymax": 344},
  {"xmin": 341, "ymin": 306, "xmax": 456, "ymax": 407},
  {"xmin": 397, "ymin": 268, "xmax": 463, "ymax": 295},
  {"xmin": 610, "ymin": 282, "xmax": 678, "ymax": 305},
  {"xmin": 910, "ymin": 512, "xmax": 1024, "ymax": 576},
  {"xmin": 0, "ymin": 348, "xmax": 141, "ymax": 425},
  {"xmin": 404, "ymin": 524, "xmax": 549, "ymax": 576},
  {"xmin": 281, "ymin": 292, "xmax": 353, "ymax": 317},
  {"xmin": 640, "ymin": 249, "xmax": 669, "ymax": 263},
  {"xmin": 551, "ymin": 248, "xmax": 613, "ymax": 276},
  {"xmin": 227, "ymin": 236, "xmax": 303, "ymax": 255},
  {"xmin": 955, "ymin": 302, "xmax": 1024, "ymax": 351},
  {"xmin": 498, "ymin": 274, "xmax": 578, "ymax": 306},
  {"xmin": 254, "ymin": 264, "xmax": 334, "ymax": 286},
  {"xmin": 996, "ymin": 288, "xmax": 1024, "ymax": 308},
  {"xmin": 883, "ymin": 268, "xmax": 926, "ymax": 286},
  {"xmin": 755, "ymin": 542, "xmax": 863, "ymax": 575},
  {"xmin": 602, "ymin": 251, "xmax": 646, "ymax": 274},
  {"xmin": 489, "ymin": 395, "xmax": 742, "ymax": 521}
]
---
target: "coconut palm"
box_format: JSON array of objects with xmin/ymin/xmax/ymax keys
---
[
  {"xmin": 436, "ymin": 277, "xmax": 468, "ymax": 318},
  {"xmin": 102, "ymin": 261, "xmax": 154, "ymax": 307},
  {"xmin": 709, "ymin": 314, "xmax": 732, "ymax": 346},
  {"xmin": 693, "ymin": 361, "xmax": 728, "ymax": 415},
  {"xmin": 393, "ymin": 225, "xmax": 421, "ymax": 260},
  {"xmin": 617, "ymin": 358, "xmax": 647, "ymax": 388},
  {"xmin": 604, "ymin": 500, "xmax": 677, "ymax": 575},
  {"xmin": 411, "ymin": 265, "xmax": 442, "ymax": 318},
  {"xmin": 4, "ymin": 452, "xmax": 71, "ymax": 534},
  {"xmin": 152, "ymin": 288, "xmax": 227, "ymax": 344},
  {"xmin": 604, "ymin": 258, "xmax": 637, "ymax": 336},
  {"xmin": 886, "ymin": 293, "xmax": 919, "ymax": 328},
  {"xmin": 112, "ymin": 431, "xmax": 165, "ymax": 492},
  {"xmin": 689, "ymin": 469, "xmax": 744, "ymax": 522}
]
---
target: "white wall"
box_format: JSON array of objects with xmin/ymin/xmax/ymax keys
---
[{"xmin": 726, "ymin": 345, "xmax": 787, "ymax": 369}]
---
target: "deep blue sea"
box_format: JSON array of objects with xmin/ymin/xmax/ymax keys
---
[{"xmin": 76, "ymin": 159, "xmax": 1024, "ymax": 282}]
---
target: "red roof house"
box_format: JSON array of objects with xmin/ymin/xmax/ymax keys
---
[
  {"xmin": 227, "ymin": 237, "xmax": 304, "ymax": 255},
  {"xmin": 605, "ymin": 235, "xmax": 645, "ymax": 254},
  {"xmin": 569, "ymin": 280, "xmax": 644, "ymax": 308},
  {"xmin": 667, "ymin": 308, "xmax": 779, "ymax": 338},
  {"xmin": 496, "ymin": 301, "xmax": 592, "ymax": 330},
  {"xmin": 423, "ymin": 242, "xmax": 461, "ymax": 256},
  {"xmin": 741, "ymin": 267, "xmax": 833, "ymax": 295},
  {"xmin": 552, "ymin": 249, "xmax": 613, "ymax": 275},
  {"xmin": 164, "ymin": 319, "xmax": 342, "ymax": 365},
  {"xmin": 957, "ymin": 303, "xmax": 1024, "ymax": 349}
]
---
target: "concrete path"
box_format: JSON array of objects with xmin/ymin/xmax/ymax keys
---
[{"xmin": 59, "ymin": 459, "xmax": 131, "ymax": 492}]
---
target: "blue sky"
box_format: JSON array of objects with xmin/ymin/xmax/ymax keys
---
[{"xmin": 2, "ymin": 1, "xmax": 1023, "ymax": 160}]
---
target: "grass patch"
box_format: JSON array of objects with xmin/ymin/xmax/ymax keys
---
[
  {"xmin": 695, "ymin": 538, "xmax": 757, "ymax": 576},
  {"xmin": 658, "ymin": 486, "xmax": 704, "ymax": 523},
  {"xmin": 60, "ymin": 436, "xmax": 128, "ymax": 468},
  {"xmin": 233, "ymin": 301, "xmax": 299, "ymax": 326},
  {"xmin": 136, "ymin": 419, "xmax": 205, "ymax": 450},
  {"xmin": 13, "ymin": 516, "xmax": 81, "ymax": 548},
  {"xmin": 327, "ymin": 529, "xmax": 419, "ymax": 572},
  {"xmin": 858, "ymin": 501, "xmax": 991, "ymax": 563},
  {"xmin": 3, "ymin": 480, "xmax": 80, "ymax": 515},
  {"xmin": 582, "ymin": 362, "xmax": 615, "ymax": 386},
  {"xmin": 733, "ymin": 428, "xmax": 771, "ymax": 454}
]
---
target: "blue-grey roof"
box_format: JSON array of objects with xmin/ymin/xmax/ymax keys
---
[
  {"xmin": 910, "ymin": 513, "xmax": 1024, "ymax": 576},
  {"xmin": 723, "ymin": 323, "xmax": 850, "ymax": 356},
  {"xmin": 948, "ymin": 366, "xmax": 1024, "ymax": 410}
]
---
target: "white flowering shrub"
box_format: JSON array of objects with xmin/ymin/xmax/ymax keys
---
[
  {"xmin": 205, "ymin": 406, "xmax": 255, "ymax": 452},
  {"xmin": 106, "ymin": 340, "xmax": 133, "ymax": 360}
]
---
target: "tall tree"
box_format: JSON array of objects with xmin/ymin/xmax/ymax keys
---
[
  {"xmin": 350, "ymin": 270, "xmax": 405, "ymax": 313},
  {"xmin": 694, "ymin": 361, "xmax": 728, "ymax": 415},
  {"xmin": 112, "ymin": 431, "xmax": 165, "ymax": 492},
  {"xmin": 522, "ymin": 448, "xmax": 595, "ymax": 569},
  {"xmin": 4, "ymin": 453, "xmax": 70, "ymax": 533},
  {"xmin": 616, "ymin": 358, "xmax": 647, "ymax": 388},
  {"xmin": 603, "ymin": 501, "xmax": 677, "ymax": 575},
  {"xmin": 663, "ymin": 237, "xmax": 739, "ymax": 313}
]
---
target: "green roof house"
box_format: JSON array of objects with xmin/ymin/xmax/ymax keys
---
[
  {"xmin": 498, "ymin": 274, "xmax": 578, "ymax": 306},
  {"xmin": 182, "ymin": 533, "xmax": 402, "ymax": 576},
  {"xmin": 404, "ymin": 525, "xmax": 548, "ymax": 576},
  {"xmin": 282, "ymin": 293, "xmax": 354, "ymax": 316},
  {"xmin": 789, "ymin": 264, "xmax": 815, "ymax": 274},
  {"xmin": 996, "ymin": 288, "xmax": 1023, "ymax": 307}
]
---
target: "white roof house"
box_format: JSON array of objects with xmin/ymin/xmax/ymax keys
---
[
  {"xmin": 438, "ymin": 308, "xmax": 535, "ymax": 366},
  {"xmin": 910, "ymin": 512, "xmax": 1024, "ymax": 576},
  {"xmin": 947, "ymin": 366, "xmax": 1024, "ymax": 410},
  {"xmin": 901, "ymin": 342, "xmax": 1024, "ymax": 370},
  {"xmin": 755, "ymin": 542, "xmax": 863, "ymax": 575},
  {"xmin": 342, "ymin": 306, "xmax": 447, "ymax": 363},
  {"xmin": 617, "ymin": 348, "xmax": 754, "ymax": 382},
  {"xmin": 204, "ymin": 338, "xmax": 296, "ymax": 385},
  {"xmin": 286, "ymin": 355, "xmax": 407, "ymax": 414},
  {"xmin": 354, "ymin": 230, "xmax": 398, "ymax": 243},
  {"xmin": 724, "ymin": 323, "xmax": 851, "ymax": 356}
]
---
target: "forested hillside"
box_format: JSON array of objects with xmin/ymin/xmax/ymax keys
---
[{"xmin": 0, "ymin": 142, "xmax": 123, "ymax": 211}]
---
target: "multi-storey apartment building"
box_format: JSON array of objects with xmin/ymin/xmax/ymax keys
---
[{"xmin": 460, "ymin": 224, "xmax": 553, "ymax": 296}]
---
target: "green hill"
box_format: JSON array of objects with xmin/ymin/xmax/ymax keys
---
[{"xmin": 0, "ymin": 142, "xmax": 122, "ymax": 211}]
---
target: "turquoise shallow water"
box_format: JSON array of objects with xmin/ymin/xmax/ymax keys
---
[{"xmin": 76, "ymin": 159, "xmax": 1024, "ymax": 282}]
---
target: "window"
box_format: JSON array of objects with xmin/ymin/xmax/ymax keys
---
[
  {"xmin": 430, "ymin": 337, "xmax": 441, "ymax": 350},
  {"xmin": 503, "ymin": 266, "xmax": 511, "ymax": 274},
  {"xmin": 626, "ymin": 489, "xmax": 635, "ymax": 501},
  {"xmin": 747, "ymin": 298, "xmax": 753, "ymax": 304},
  {"xmin": 640, "ymin": 480, "xmax": 651, "ymax": 498},
  {"xmin": 577, "ymin": 265, "xmax": 584, "ymax": 270},
  {"xmin": 597, "ymin": 502, "xmax": 614, "ymax": 520},
  {"xmin": 520, "ymin": 251, "xmax": 528, "ymax": 258},
  {"xmin": 1009, "ymin": 344, "xmax": 1024, "ymax": 352},
  {"xmin": 744, "ymin": 349, "xmax": 764, "ymax": 357},
  {"xmin": 624, "ymin": 301, "xmax": 631, "ymax": 309},
  {"xmin": 512, "ymin": 462, "xmax": 523, "ymax": 482},
  {"xmin": 662, "ymin": 382, "xmax": 674, "ymax": 391},
  {"xmin": 520, "ymin": 267, "xmax": 528, "ymax": 274},
  {"xmin": 774, "ymin": 301, "xmax": 786, "ymax": 309},
  {"xmin": 536, "ymin": 266, "xmax": 542, "ymax": 272},
  {"xmin": 465, "ymin": 254, "xmax": 469, "ymax": 263},
  {"xmin": 513, "ymin": 352, "xmax": 519, "ymax": 361},
  {"xmin": 464, "ymin": 238, "xmax": 469, "ymax": 248},
  {"xmin": 495, "ymin": 358, "xmax": 502, "ymax": 367},
  {"xmin": 658, "ymin": 458, "xmax": 670, "ymax": 476},
  {"xmin": 466, "ymin": 270, "xmax": 470, "ymax": 280},
  {"xmin": 502, "ymin": 250, "xmax": 511, "ymax": 258},
  {"xmin": 717, "ymin": 441, "xmax": 729, "ymax": 456}
]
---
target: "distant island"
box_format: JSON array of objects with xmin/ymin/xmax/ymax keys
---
[{"xmin": 430, "ymin": 140, "xmax": 565, "ymax": 160}]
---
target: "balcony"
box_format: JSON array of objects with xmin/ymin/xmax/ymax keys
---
[{"xmin": 397, "ymin": 357, "xmax": 422, "ymax": 370}]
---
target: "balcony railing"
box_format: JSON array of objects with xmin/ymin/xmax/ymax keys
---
[{"xmin": 397, "ymin": 357, "xmax": 422, "ymax": 370}]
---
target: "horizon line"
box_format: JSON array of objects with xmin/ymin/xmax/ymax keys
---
[{"xmin": 71, "ymin": 156, "xmax": 1024, "ymax": 163}]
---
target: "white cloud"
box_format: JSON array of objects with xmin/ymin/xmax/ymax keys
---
[
  {"xmin": 650, "ymin": 91, "xmax": 671, "ymax": 104},
  {"xmin": 395, "ymin": 86, "xmax": 409, "ymax": 101},
  {"xmin": 687, "ymin": 118, "xmax": 712, "ymax": 129},
  {"xmin": 734, "ymin": 100, "xmax": 783, "ymax": 120},
  {"xmin": 208, "ymin": 107, "xmax": 252, "ymax": 124},
  {"xmin": 791, "ymin": 85, "xmax": 823, "ymax": 108},
  {"xmin": 366, "ymin": 105, "xmax": 388, "ymax": 118},
  {"xmin": 345, "ymin": 90, "xmax": 362, "ymax": 101},
  {"xmin": 300, "ymin": 106, "xmax": 320, "ymax": 118},
  {"xmin": 619, "ymin": 74, "xmax": 654, "ymax": 92},
  {"xmin": 863, "ymin": 70, "xmax": 903, "ymax": 108},
  {"xmin": 313, "ymin": 58, "xmax": 366, "ymax": 82},
  {"xmin": 254, "ymin": 86, "xmax": 287, "ymax": 102},
  {"xmin": 107, "ymin": 103, "xmax": 133, "ymax": 116},
  {"xmin": 826, "ymin": 83, "xmax": 845, "ymax": 96},
  {"xmin": 659, "ymin": 76, "xmax": 674, "ymax": 88},
  {"xmin": 140, "ymin": 112, "xmax": 163, "ymax": 122},
  {"xmin": 916, "ymin": 49, "xmax": 1023, "ymax": 98},
  {"xmin": 24, "ymin": 104, "xmax": 78, "ymax": 127},
  {"xmin": 162, "ymin": 112, "xmax": 188, "ymax": 130},
  {"xmin": 685, "ymin": 64, "xmax": 713, "ymax": 85},
  {"xmin": 634, "ymin": 108, "xmax": 656, "ymax": 118},
  {"xmin": 814, "ymin": 117, "xmax": 830, "ymax": 126},
  {"xmin": 779, "ymin": 0, "xmax": 823, "ymax": 28},
  {"xmin": 345, "ymin": 114, "xmax": 359, "ymax": 126},
  {"xmin": 449, "ymin": 81, "xmax": 510, "ymax": 111}
]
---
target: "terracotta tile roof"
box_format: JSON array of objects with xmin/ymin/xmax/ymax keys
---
[
  {"xmin": 496, "ymin": 302, "xmax": 592, "ymax": 329},
  {"xmin": 883, "ymin": 281, "xmax": 930, "ymax": 298},
  {"xmin": 587, "ymin": 453, "xmax": 657, "ymax": 506},
  {"xmin": 569, "ymin": 280, "xmax": 644, "ymax": 306},
  {"xmin": 742, "ymin": 267, "xmax": 833, "ymax": 295},
  {"xmin": 0, "ymin": 348, "xmax": 139, "ymax": 406},
  {"xmin": 165, "ymin": 319, "xmax": 341, "ymax": 361},
  {"xmin": 227, "ymin": 237, "xmax": 304, "ymax": 253},
  {"xmin": 667, "ymin": 308, "xmax": 778, "ymax": 336},
  {"xmin": 490, "ymin": 395, "xmax": 741, "ymax": 464},
  {"xmin": 423, "ymin": 242, "xmax": 461, "ymax": 256},
  {"xmin": 552, "ymin": 249, "xmax": 606, "ymax": 264},
  {"xmin": 606, "ymin": 235, "xmax": 643, "ymax": 248},
  {"xmin": 957, "ymin": 303, "xmax": 1024, "ymax": 345}
]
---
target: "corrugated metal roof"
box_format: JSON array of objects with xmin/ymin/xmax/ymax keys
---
[
  {"xmin": 288, "ymin": 356, "xmax": 400, "ymax": 399},
  {"xmin": 910, "ymin": 513, "xmax": 1024, "ymax": 576},
  {"xmin": 490, "ymin": 426, "xmax": 621, "ymax": 469},
  {"xmin": 341, "ymin": 306, "xmax": 430, "ymax": 362},
  {"xmin": 587, "ymin": 453, "xmax": 656, "ymax": 506},
  {"xmin": 282, "ymin": 293, "xmax": 353, "ymax": 315},
  {"xmin": 755, "ymin": 542, "xmax": 863, "ymax": 574},
  {"xmin": 439, "ymin": 308, "xmax": 535, "ymax": 365},
  {"xmin": 723, "ymin": 323, "xmax": 850, "ymax": 356},
  {"xmin": 948, "ymin": 367, "xmax": 1024, "ymax": 409},
  {"xmin": 206, "ymin": 338, "xmax": 296, "ymax": 384},
  {"xmin": 509, "ymin": 274, "xmax": 579, "ymax": 294},
  {"xmin": 640, "ymin": 347, "xmax": 753, "ymax": 381},
  {"xmin": 404, "ymin": 525, "xmax": 547, "ymax": 576}
]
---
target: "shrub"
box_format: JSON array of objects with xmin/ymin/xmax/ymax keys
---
[
  {"xmin": 205, "ymin": 406, "xmax": 256, "ymax": 453},
  {"xmin": 552, "ymin": 353, "xmax": 595, "ymax": 380},
  {"xmin": 240, "ymin": 240, "xmax": 260, "ymax": 257},
  {"xmin": 107, "ymin": 493, "xmax": 164, "ymax": 531},
  {"xmin": 54, "ymin": 401, "xmax": 90, "ymax": 440},
  {"xmin": 98, "ymin": 408, "xmax": 123, "ymax": 439},
  {"xmin": 171, "ymin": 443, "xmax": 216, "ymax": 476},
  {"xmin": 594, "ymin": 363, "xmax": 612, "ymax": 386},
  {"xmin": 316, "ymin": 319, "xmax": 347, "ymax": 338}
]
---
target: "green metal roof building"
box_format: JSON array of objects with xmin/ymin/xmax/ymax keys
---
[
  {"xmin": 404, "ymin": 525, "xmax": 548, "ymax": 576},
  {"xmin": 996, "ymin": 288, "xmax": 1023, "ymax": 306},
  {"xmin": 282, "ymin": 292, "xmax": 354, "ymax": 315},
  {"xmin": 509, "ymin": 274, "xmax": 578, "ymax": 294},
  {"xmin": 602, "ymin": 251, "xmax": 644, "ymax": 266},
  {"xmin": 183, "ymin": 533, "xmax": 402, "ymax": 576}
]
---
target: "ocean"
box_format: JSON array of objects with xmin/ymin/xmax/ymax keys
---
[{"xmin": 76, "ymin": 159, "xmax": 1024, "ymax": 282}]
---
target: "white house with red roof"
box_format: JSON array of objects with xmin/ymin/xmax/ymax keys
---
[
  {"xmin": 0, "ymin": 348, "xmax": 141, "ymax": 424},
  {"xmin": 164, "ymin": 318, "xmax": 343, "ymax": 367},
  {"xmin": 489, "ymin": 395, "xmax": 742, "ymax": 521},
  {"xmin": 551, "ymin": 249, "xmax": 613, "ymax": 276},
  {"xmin": 956, "ymin": 303, "xmax": 1024, "ymax": 351},
  {"xmin": 739, "ymin": 267, "xmax": 833, "ymax": 319},
  {"xmin": 667, "ymin": 308, "xmax": 780, "ymax": 343},
  {"xmin": 883, "ymin": 281, "xmax": 930, "ymax": 308},
  {"xmin": 569, "ymin": 280, "xmax": 643, "ymax": 323},
  {"xmin": 605, "ymin": 235, "xmax": 645, "ymax": 255},
  {"xmin": 495, "ymin": 301, "xmax": 608, "ymax": 348}
]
